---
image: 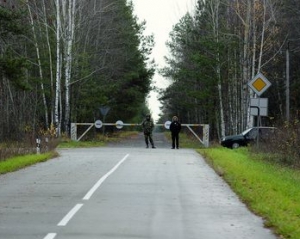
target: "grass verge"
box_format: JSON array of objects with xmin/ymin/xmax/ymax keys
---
[
  {"xmin": 0, "ymin": 151, "xmax": 58, "ymax": 175},
  {"xmin": 58, "ymin": 140, "xmax": 106, "ymax": 148},
  {"xmin": 0, "ymin": 131, "xmax": 139, "ymax": 174},
  {"xmin": 198, "ymin": 147, "xmax": 300, "ymax": 239},
  {"xmin": 58, "ymin": 131, "xmax": 139, "ymax": 148}
]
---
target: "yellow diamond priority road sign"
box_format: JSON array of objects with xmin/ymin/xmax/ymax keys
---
[{"xmin": 248, "ymin": 72, "xmax": 271, "ymax": 96}]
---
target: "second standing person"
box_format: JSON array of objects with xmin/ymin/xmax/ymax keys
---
[{"xmin": 170, "ymin": 116, "xmax": 181, "ymax": 149}]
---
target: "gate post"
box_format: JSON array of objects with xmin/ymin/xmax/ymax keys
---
[
  {"xmin": 203, "ymin": 124, "xmax": 210, "ymax": 147},
  {"xmin": 71, "ymin": 123, "xmax": 77, "ymax": 141}
]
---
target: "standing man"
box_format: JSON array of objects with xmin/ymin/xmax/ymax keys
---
[
  {"xmin": 142, "ymin": 114, "xmax": 156, "ymax": 148},
  {"xmin": 170, "ymin": 115, "xmax": 181, "ymax": 149}
]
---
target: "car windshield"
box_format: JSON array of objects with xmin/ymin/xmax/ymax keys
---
[{"xmin": 241, "ymin": 128, "xmax": 253, "ymax": 136}]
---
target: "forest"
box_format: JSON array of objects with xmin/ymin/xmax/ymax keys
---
[
  {"xmin": 1, "ymin": 0, "xmax": 300, "ymax": 145},
  {"xmin": 0, "ymin": 0, "xmax": 154, "ymax": 142},
  {"xmin": 159, "ymin": 0, "xmax": 300, "ymax": 141}
]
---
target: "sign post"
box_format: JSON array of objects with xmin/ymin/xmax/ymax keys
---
[
  {"xmin": 248, "ymin": 72, "xmax": 271, "ymax": 147},
  {"xmin": 99, "ymin": 106, "xmax": 110, "ymax": 135}
]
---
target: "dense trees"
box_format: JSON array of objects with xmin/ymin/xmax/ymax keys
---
[
  {"xmin": 0, "ymin": 0, "xmax": 154, "ymax": 141},
  {"xmin": 2, "ymin": 0, "xmax": 300, "ymax": 143},
  {"xmin": 0, "ymin": 1, "xmax": 32, "ymax": 141},
  {"xmin": 160, "ymin": 0, "xmax": 300, "ymax": 140}
]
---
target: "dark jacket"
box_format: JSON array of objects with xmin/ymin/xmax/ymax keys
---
[{"xmin": 170, "ymin": 120, "xmax": 181, "ymax": 134}]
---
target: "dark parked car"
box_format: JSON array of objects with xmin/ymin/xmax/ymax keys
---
[{"xmin": 221, "ymin": 127, "xmax": 276, "ymax": 149}]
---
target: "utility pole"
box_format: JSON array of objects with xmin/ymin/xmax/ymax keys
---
[{"xmin": 286, "ymin": 41, "xmax": 290, "ymax": 122}]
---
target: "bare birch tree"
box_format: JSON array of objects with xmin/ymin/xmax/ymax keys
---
[
  {"xmin": 41, "ymin": 0, "xmax": 55, "ymax": 126},
  {"xmin": 54, "ymin": 0, "xmax": 62, "ymax": 136},
  {"xmin": 63, "ymin": 0, "xmax": 76, "ymax": 134},
  {"xmin": 207, "ymin": 0, "xmax": 226, "ymax": 139},
  {"xmin": 25, "ymin": 0, "xmax": 49, "ymax": 129}
]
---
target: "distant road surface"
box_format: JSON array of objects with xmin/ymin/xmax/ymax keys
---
[{"xmin": 0, "ymin": 133, "xmax": 278, "ymax": 239}]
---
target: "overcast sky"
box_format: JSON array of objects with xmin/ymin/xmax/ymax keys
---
[{"xmin": 130, "ymin": 0, "xmax": 197, "ymax": 122}]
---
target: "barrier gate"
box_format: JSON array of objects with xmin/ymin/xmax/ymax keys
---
[{"xmin": 71, "ymin": 120, "xmax": 209, "ymax": 147}]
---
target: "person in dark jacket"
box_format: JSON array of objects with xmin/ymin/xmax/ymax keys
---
[
  {"xmin": 142, "ymin": 114, "xmax": 156, "ymax": 148},
  {"xmin": 170, "ymin": 116, "xmax": 181, "ymax": 149}
]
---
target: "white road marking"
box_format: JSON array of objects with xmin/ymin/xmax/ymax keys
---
[
  {"xmin": 83, "ymin": 154, "xmax": 130, "ymax": 200},
  {"xmin": 44, "ymin": 154, "xmax": 130, "ymax": 238},
  {"xmin": 58, "ymin": 203, "xmax": 83, "ymax": 226},
  {"xmin": 43, "ymin": 233, "xmax": 57, "ymax": 239}
]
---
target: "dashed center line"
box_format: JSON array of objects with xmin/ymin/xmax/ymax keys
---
[
  {"xmin": 83, "ymin": 153, "xmax": 130, "ymax": 200},
  {"xmin": 58, "ymin": 203, "xmax": 83, "ymax": 226},
  {"xmin": 43, "ymin": 153, "xmax": 130, "ymax": 239},
  {"xmin": 43, "ymin": 233, "xmax": 57, "ymax": 239}
]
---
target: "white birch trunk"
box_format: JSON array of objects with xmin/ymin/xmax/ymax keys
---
[
  {"xmin": 233, "ymin": 0, "xmax": 252, "ymax": 129},
  {"xmin": 250, "ymin": 0, "xmax": 268, "ymax": 127},
  {"xmin": 208, "ymin": 0, "xmax": 225, "ymax": 139},
  {"xmin": 64, "ymin": 0, "xmax": 76, "ymax": 135},
  {"xmin": 248, "ymin": 0, "xmax": 257, "ymax": 128},
  {"xmin": 26, "ymin": 0, "xmax": 49, "ymax": 129},
  {"xmin": 55, "ymin": 0, "xmax": 62, "ymax": 136},
  {"xmin": 257, "ymin": 0, "xmax": 267, "ymax": 73},
  {"xmin": 251, "ymin": 0, "xmax": 257, "ymax": 78},
  {"xmin": 243, "ymin": 0, "xmax": 252, "ymax": 129},
  {"xmin": 42, "ymin": 0, "xmax": 55, "ymax": 125}
]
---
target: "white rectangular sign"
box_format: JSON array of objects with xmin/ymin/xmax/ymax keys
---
[{"xmin": 250, "ymin": 98, "xmax": 268, "ymax": 116}]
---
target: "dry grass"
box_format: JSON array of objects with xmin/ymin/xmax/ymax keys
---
[{"xmin": 0, "ymin": 136, "xmax": 59, "ymax": 161}]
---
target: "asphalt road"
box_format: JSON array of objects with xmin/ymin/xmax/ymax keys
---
[{"xmin": 0, "ymin": 133, "xmax": 278, "ymax": 239}]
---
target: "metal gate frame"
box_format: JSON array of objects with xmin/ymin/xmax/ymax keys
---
[{"xmin": 71, "ymin": 122, "xmax": 209, "ymax": 147}]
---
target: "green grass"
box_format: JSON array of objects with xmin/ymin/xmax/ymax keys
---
[
  {"xmin": 58, "ymin": 131, "xmax": 139, "ymax": 148},
  {"xmin": 198, "ymin": 147, "xmax": 300, "ymax": 239},
  {"xmin": 58, "ymin": 140, "xmax": 106, "ymax": 148},
  {"xmin": 0, "ymin": 152, "xmax": 57, "ymax": 175},
  {"xmin": 0, "ymin": 131, "xmax": 140, "ymax": 174}
]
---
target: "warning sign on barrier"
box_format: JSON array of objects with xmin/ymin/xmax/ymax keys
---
[
  {"xmin": 94, "ymin": 120, "xmax": 103, "ymax": 129},
  {"xmin": 116, "ymin": 120, "xmax": 124, "ymax": 129},
  {"xmin": 164, "ymin": 121, "xmax": 171, "ymax": 129}
]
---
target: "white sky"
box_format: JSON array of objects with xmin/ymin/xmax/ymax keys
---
[{"xmin": 130, "ymin": 0, "xmax": 197, "ymax": 122}]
